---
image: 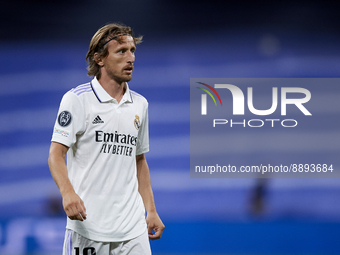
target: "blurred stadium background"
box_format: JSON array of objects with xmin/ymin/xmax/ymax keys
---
[{"xmin": 1, "ymin": 0, "xmax": 340, "ymax": 254}]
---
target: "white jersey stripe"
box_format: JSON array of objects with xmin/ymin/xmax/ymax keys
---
[
  {"xmin": 74, "ymin": 88, "xmax": 92, "ymax": 96},
  {"xmin": 130, "ymin": 90, "xmax": 143, "ymax": 97},
  {"xmin": 72, "ymin": 84, "xmax": 91, "ymax": 93},
  {"xmin": 70, "ymin": 83, "xmax": 90, "ymax": 92},
  {"xmin": 63, "ymin": 229, "xmax": 73, "ymax": 255},
  {"xmin": 69, "ymin": 230, "xmax": 73, "ymax": 255}
]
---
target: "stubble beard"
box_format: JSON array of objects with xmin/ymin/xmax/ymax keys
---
[{"xmin": 107, "ymin": 70, "xmax": 133, "ymax": 85}]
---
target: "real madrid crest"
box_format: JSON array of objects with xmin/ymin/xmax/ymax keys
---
[{"xmin": 134, "ymin": 114, "xmax": 141, "ymax": 130}]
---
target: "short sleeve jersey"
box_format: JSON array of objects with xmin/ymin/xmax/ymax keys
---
[{"xmin": 51, "ymin": 77, "xmax": 149, "ymax": 242}]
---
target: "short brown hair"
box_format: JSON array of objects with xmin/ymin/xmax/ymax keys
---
[{"xmin": 85, "ymin": 23, "xmax": 143, "ymax": 79}]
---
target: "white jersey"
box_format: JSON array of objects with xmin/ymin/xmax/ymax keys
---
[{"xmin": 51, "ymin": 77, "xmax": 149, "ymax": 242}]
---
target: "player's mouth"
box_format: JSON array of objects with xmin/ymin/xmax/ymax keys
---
[{"xmin": 124, "ymin": 66, "xmax": 133, "ymax": 74}]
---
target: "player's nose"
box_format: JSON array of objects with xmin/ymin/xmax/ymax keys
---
[{"xmin": 127, "ymin": 51, "xmax": 135, "ymax": 63}]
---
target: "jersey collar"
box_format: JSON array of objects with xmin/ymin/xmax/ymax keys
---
[{"xmin": 91, "ymin": 77, "xmax": 133, "ymax": 103}]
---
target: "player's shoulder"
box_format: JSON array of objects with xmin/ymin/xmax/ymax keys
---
[
  {"xmin": 60, "ymin": 82, "xmax": 93, "ymax": 107},
  {"xmin": 62, "ymin": 82, "xmax": 92, "ymax": 100},
  {"xmin": 69, "ymin": 82, "xmax": 92, "ymax": 97},
  {"xmin": 129, "ymin": 89, "xmax": 148, "ymax": 105}
]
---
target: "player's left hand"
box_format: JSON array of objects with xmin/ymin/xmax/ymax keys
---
[{"xmin": 146, "ymin": 211, "xmax": 165, "ymax": 240}]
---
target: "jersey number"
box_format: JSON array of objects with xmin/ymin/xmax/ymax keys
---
[{"xmin": 74, "ymin": 247, "xmax": 96, "ymax": 255}]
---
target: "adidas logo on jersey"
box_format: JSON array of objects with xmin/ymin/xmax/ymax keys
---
[{"xmin": 92, "ymin": 115, "xmax": 104, "ymax": 124}]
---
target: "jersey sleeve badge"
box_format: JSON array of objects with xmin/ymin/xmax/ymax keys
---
[{"xmin": 58, "ymin": 111, "xmax": 72, "ymax": 127}]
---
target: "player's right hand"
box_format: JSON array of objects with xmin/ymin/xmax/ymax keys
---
[{"xmin": 62, "ymin": 192, "xmax": 87, "ymax": 221}]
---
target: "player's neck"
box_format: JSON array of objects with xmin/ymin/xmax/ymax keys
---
[{"xmin": 97, "ymin": 76, "xmax": 126, "ymax": 103}]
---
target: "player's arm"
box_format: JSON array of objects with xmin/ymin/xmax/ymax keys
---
[
  {"xmin": 48, "ymin": 141, "xmax": 87, "ymax": 221},
  {"xmin": 136, "ymin": 153, "xmax": 165, "ymax": 240}
]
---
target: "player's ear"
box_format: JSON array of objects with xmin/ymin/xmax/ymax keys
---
[{"xmin": 94, "ymin": 53, "xmax": 104, "ymax": 67}]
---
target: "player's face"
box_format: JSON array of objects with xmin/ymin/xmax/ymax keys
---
[{"xmin": 102, "ymin": 35, "xmax": 136, "ymax": 84}]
